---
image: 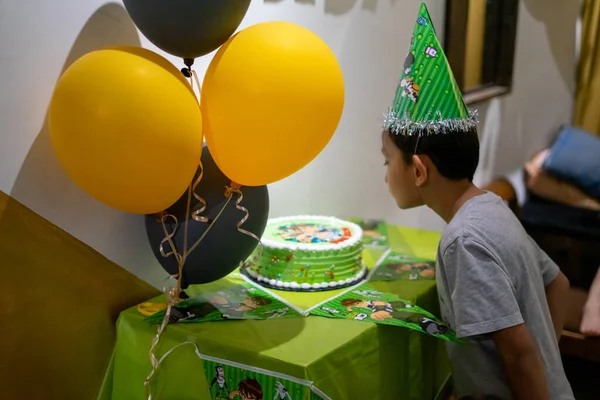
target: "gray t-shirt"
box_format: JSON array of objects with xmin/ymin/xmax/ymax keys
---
[{"xmin": 436, "ymin": 192, "xmax": 574, "ymax": 399}]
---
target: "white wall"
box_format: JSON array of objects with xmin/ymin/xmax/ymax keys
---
[{"xmin": 0, "ymin": 0, "xmax": 578, "ymax": 287}]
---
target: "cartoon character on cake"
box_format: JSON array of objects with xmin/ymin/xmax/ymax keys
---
[
  {"xmin": 210, "ymin": 365, "xmax": 230, "ymax": 400},
  {"xmin": 243, "ymin": 216, "xmax": 366, "ymax": 292},
  {"xmin": 229, "ymin": 378, "xmax": 263, "ymax": 400},
  {"xmin": 277, "ymin": 223, "xmax": 351, "ymax": 244}
]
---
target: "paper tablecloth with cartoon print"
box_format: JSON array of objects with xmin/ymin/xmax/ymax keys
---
[{"xmin": 99, "ymin": 225, "xmax": 451, "ymax": 400}]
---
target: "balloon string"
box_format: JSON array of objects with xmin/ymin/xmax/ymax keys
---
[
  {"xmin": 147, "ymin": 186, "xmax": 195, "ymax": 399},
  {"xmin": 224, "ymin": 186, "xmax": 263, "ymax": 268},
  {"xmin": 191, "ymin": 70, "xmax": 202, "ymax": 98},
  {"xmin": 145, "ymin": 285, "xmax": 179, "ymax": 399},
  {"xmin": 146, "ymin": 187, "xmax": 259, "ymax": 397},
  {"xmin": 146, "ymin": 67, "xmax": 209, "ymax": 400},
  {"xmin": 182, "ymin": 184, "xmax": 193, "ymax": 257},
  {"xmin": 146, "ymin": 339, "xmax": 204, "ymax": 400},
  {"xmin": 146, "ymin": 196, "xmax": 232, "ymax": 399},
  {"xmin": 187, "ymin": 69, "xmax": 208, "ymax": 222},
  {"xmin": 159, "ymin": 214, "xmax": 181, "ymax": 263},
  {"xmin": 186, "ymin": 196, "xmax": 232, "ymax": 256},
  {"xmin": 179, "ymin": 67, "xmax": 207, "ymax": 281},
  {"xmin": 191, "ymin": 161, "xmax": 208, "ymax": 223},
  {"xmin": 149, "ymin": 215, "xmax": 185, "ymax": 400}
]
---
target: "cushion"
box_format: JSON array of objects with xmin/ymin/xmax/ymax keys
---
[
  {"xmin": 542, "ymin": 126, "xmax": 600, "ymax": 200},
  {"xmin": 526, "ymin": 150, "xmax": 600, "ymax": 211}
]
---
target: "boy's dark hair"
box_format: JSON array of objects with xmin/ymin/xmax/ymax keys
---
[
  {"xmin": 388, "ymin": 128, "xmax": 479, "ymax": 181},
  {"xmin": 459, "ymin": 395, "xmax": 504, "ymax": 400}
]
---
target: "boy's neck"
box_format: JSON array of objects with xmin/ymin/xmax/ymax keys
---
[{"xmin": 424, "ymin": 179, "xmax": 485, "ymax": 224}]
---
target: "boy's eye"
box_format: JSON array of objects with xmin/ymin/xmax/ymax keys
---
[{"xmin": 383, "ymin": 161, "xmax": 389, "ymax": 166}]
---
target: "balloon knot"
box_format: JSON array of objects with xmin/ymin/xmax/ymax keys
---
[
  {"xmin": 154, "ymin": 210, "xmax": 168, "ymax": 222},
  {"xmin": 224, "ymin": 182, "xmax": 242, "ymax": 198},
  {"xmin": 181, "ymin": 67, "xmax": 192, "ymax": 78}
]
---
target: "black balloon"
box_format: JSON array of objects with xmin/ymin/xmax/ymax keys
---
[
  {"xmin": 146, "ymin": 147, "xmax": 269, "ymax": 287},
  {"xmin": 123, "ymin": 0, "xmax": 251, "ymax": 60}
]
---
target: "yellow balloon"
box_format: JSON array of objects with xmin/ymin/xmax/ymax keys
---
[
  {"xmin": 202, "ymin": 22, "xmax": 344, "ymax": 186},
  {"xmin": 49, "ymin": 47, "xmax": 203, "ymax": 214}
]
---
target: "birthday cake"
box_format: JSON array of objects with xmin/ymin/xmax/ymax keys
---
[{"xmin": 242, "ymin": 216, "xmax": 367, "ymax": 291}]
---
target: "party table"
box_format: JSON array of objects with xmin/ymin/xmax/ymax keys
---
[{"xmin": 99, "ymin": 225, "xmax": 450, "ymax": 400}]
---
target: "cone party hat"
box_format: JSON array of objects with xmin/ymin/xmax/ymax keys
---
[{"xmin": 383, "ymin": 3, "xmax": 477, "ymax": 136}]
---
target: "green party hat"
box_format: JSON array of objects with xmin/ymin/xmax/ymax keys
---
[{"xmin": 383, "ymin": 3, "xmax": 477, "ymax": 136}]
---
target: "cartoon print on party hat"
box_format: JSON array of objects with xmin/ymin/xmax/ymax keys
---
[
  {"xmin": 400, "ymin": 35, "xmax": 420, "ymax": 103},
  {"xmin": 383, "ymin": 2, "xmax": 478, "ymax": 136}
]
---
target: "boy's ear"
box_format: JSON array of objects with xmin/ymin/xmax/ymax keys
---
[{"xmin": 411, "ymin": 155, "xmax": 428, "ymax": 187}]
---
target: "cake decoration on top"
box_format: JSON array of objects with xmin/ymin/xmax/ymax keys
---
[
  {"xmin": 242, "ymin": 215, "xmax": 367, "ymax": 292},
  {"xmin": 276, "ymin": 222, "xmax": 352, "ymax": 244}
]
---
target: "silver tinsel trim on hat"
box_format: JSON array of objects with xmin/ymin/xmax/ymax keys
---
[{"xmin": 383, "ymin": 109, "xmax": 479, "ymax": 136}]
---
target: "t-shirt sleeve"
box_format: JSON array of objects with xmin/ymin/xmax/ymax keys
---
[
  {"xmin": 537, "ymin": 245, "xmax": 561, "ymax": 286},
  {"xmin": 443, "ymin": 237, "xmax": 524, "ymax": 338}
]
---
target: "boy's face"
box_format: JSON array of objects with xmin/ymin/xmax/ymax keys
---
[{"xmin": 382, "ymin": 133, "xmax": 423, "ymax": 209}]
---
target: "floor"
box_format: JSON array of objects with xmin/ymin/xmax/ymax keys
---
[{"xmin": 563, "ymin": 356, "xmax": 599, "ymax": 399}]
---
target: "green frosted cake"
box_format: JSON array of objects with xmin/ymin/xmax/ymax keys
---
[{"xmin": 242, "ymin": 216, "xmax": 367, "ymax": 291}]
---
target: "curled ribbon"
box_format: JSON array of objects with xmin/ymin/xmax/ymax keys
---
[
  {"xmin": 146, "ymin": 68, "xmax": 209, "ymax": 400},
  {"xmin": 224, "ymin": 184, "xmax": 264, "ymax": 269},
  {"xmin": 145, "ymin": 284, "xmax": 180, "ymax": 400},
  {"xmin": 191, "ymin": 160, "xmax": 208, "ymax": 223},
  {"xmin": 159, "ymin": 213, "xmax": 181, "ymax": 263}
]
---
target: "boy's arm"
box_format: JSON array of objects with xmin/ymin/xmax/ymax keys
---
[
  {"xmin": 538, "ymin": 249, "xmax": 569, "ymax": 341},
  {"xmin": 444, "ymin": 237, "xmax": 550, "ymax": 397},
  {"xmin": 544, "ymin": 271, "xmax": 570, "ymax": 340},
  {"xmin": 492, "ymin": 324, "xmax": 550, "ymax": 400},
  {"xmin": 581, "ymin": 267, "xmax": 600, "ymax": 335}
]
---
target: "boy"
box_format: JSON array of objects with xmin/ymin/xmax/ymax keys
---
[{"xmin": 381, "ymin": 4, "xmax": 574, "ymax": 399}]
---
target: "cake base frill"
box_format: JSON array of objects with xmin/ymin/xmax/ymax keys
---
[{"xmin": 240, "ymin": 264, "xmax": 368, "ymax": 292}]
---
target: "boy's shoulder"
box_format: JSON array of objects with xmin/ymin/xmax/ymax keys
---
[{"xmin": 440, "ymin": 192, "xmax": 522, "ymax": 255}]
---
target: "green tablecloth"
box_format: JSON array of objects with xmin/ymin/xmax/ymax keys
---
[{"xmin": 99, "ymin": 225, "xmax": 450, "ymax": 400}]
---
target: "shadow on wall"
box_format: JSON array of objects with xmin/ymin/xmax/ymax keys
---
[
  {"xmin": 473, "ymin": 0, "xmax": 578, "ymax": 182},
  {"xmin": 10, "ymin": 2, "xmax": 139, "ymax": 211},
  {"xmin": 0, "ymin": 4, "xmax": 160, "ymax": 400},
  {"xmin": 523, "ymin": 0, "xmax": 579, "ymax": 93},
  {"xmin": 9, "ymin": 2, "xmax": 165, "ymax": 287},
  {"xmin": 11, "ymin": 2, "xmax": 141, "ymax": 209},
  {"xmin": 264, "ymin": 0, "xmax": 401, "ymax": 15},
  {"xmin": 472, "ymin": 100, "xmax": 500, "ymax": 186}
]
